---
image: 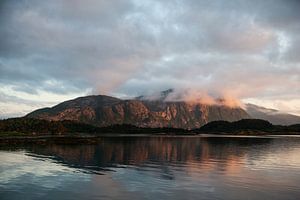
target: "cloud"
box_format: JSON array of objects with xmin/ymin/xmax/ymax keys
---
[
  {"xmin": 0, "ymin": 91, "xmax": 53, "ymax": 118},
  {"xmin": 0, "ymin": 0, "xmax": 300, "ymax": 116}
]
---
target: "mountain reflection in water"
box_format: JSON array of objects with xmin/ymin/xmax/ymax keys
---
[{"xmin": 1, "ymin": 136, "xmax": 300, "ymax": 200}]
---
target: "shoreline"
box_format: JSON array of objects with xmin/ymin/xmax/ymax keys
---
[{"xmin": 1, "ymin": 133, "xmax": 300, "ymax": 145}]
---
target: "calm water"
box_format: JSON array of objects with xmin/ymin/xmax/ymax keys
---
[{"xmin": 1, "ymin": 136, "xmax": 300, "ymax": 200}]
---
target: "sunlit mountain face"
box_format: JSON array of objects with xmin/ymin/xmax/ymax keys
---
[
  {"xmin": 25, "ymin": 93, "xmax": 250, "ymax": 129},
  {"xmin": 26, "ymin": 89, "xmax": 300, "ymax": 128},
  {"xmin": 0, "ymin": 0, "xmax": 300, "ymax": 118}
]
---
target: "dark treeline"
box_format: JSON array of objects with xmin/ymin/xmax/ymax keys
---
[
  {"xmin": 195, "ymin": 119, "xmax": 300, "ymax": 134},
  {"xmin": 0, "ymin": 118, "xmax": 299, "ymax": 136},
  {"xmin": 0, "ymin": 117, "xmax": 189, "ymax": 135}
]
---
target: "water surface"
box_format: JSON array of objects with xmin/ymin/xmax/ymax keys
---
[{"xmin": 1, "ymin": 136, "xmax": 300, "ymax": 200}]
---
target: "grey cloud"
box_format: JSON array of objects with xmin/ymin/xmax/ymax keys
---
[
  {"xmin": 0, "ymin": 91, "xmax": 54, "ymax": 106},
  {"xmin": 0, "ymin": 91, "xmax": 56, "ymax": 118},
  {"xmin": 0, "ymin": 0, "xmax": 299, "ymax": 116}
]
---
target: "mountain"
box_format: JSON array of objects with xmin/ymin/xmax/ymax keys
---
[
  {"xmin": 245, "ymin": 104, "xmax": 300, "ymax": 125},
  {"xmin": 26, "ymin": 94, "xmax": 250, "ymax": 129}
]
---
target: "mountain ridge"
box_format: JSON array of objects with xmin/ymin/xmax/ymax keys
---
[
  {"xmin": 26, "ymin": 94, "xmax": 250, "ymax": 129},
  {"xmin": 26, "ymin": 90, "xmax": 300, "ymax": 128},
  {"xmin": 245, "ymin": 103, "xmax": 300, "ymax": 125}
]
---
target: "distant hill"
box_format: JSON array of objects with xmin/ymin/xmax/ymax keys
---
[
  {"xmin": 245, "ymin": 104, "xmax": 300, "ymax": 125},
  {"xmin": 26, "ymin": 94, "xmax": 250, "ymax": 129},
  {"xmin": 194, "ymin": 119, "xmax": 300, "ymax": 134}
]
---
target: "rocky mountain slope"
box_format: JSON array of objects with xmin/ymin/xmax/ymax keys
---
[
  {"xmin": 245, "ymin": 104, "xmax": 300, "ymax": 125},
  {"xmin": 26, "ymin": 95, "xmax": 250, "ymax": 129}
]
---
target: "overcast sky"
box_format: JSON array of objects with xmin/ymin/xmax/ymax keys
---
[{"xmin": 1, "ymin": 0, "xmax": 300, "ymax": 118}]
